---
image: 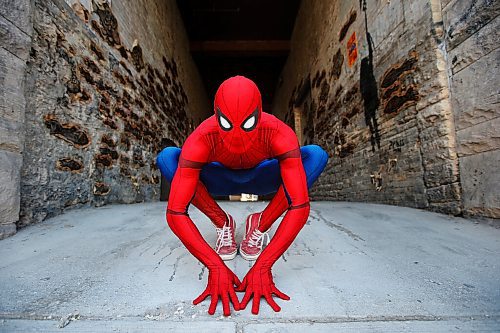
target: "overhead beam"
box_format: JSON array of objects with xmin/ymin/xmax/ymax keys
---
[{"xmin": 190, "ymin": 40, "xmax": 290, "ymax": 56}]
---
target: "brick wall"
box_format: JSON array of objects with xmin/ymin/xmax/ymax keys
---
[
  {"xmin": 273, "ymin": 0, "xmax": 463, "ymax": 215},
  {"xmin": 442, "ymin": 0, "xmax": 499, "ymax": 218},
  {"xmin": 17, "ymin": 0, "xmax": 209, "ymax": 228}
]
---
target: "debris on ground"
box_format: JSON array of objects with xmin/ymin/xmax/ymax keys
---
[{"xmin": 58, "ymin": 311, "xmax": 80, "ymax": 328}]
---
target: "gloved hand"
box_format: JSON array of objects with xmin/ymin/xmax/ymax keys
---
[
  {"xmin": 193, "ymin": 263, "xmax": 241, "ymax": 316},
  {"xmin": 236, "ymin": 263, "xmax": 290, "ymax": 314}
]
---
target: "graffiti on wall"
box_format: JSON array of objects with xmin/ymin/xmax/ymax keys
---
[{"xmin": 347, "ymin": 32, "xmax": 358, "ymax": 67}]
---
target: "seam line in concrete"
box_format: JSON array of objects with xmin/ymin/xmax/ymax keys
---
[
  {"xmin": 0, "ymin": 45, "xmax": 26, "ymax": 63},
  {"xmin": 455, "ymin": 114, "xmax": 500, "ymax": 134},
  {"xmin": 0, "ymin": 12, "xmax": 32, "ymax": 37},
  {"xmin": 452, "ymin": 44, "xmax": 500, "ymax": 76},
  {"xmin": 446, "ymin": 13, "xmax": 500, "ymax": 53}
]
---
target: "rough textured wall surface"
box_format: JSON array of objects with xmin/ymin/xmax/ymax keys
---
[
  {"xmin": 273, "ymin": 0, "xmax": 462, "ymax": 215},
  {"xmin": 0, "ymin": 0, "xmax": 33, "ymax": 239},
  {"xmin": 442, "ymin": 0, "xmax": 500, "ymax": 218},
  {"xmin": 19, "ymin": 0, "xmax": 209, "ymax": 227}
]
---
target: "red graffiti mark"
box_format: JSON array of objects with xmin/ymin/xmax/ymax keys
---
[{"xmin": 347, "ymin": 32, "xmax": 358, "ymax": 67}]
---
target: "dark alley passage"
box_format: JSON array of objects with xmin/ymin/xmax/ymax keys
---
[{"xmin": 177, "ymin": 0, "xmax": 300, "ymax": 111}]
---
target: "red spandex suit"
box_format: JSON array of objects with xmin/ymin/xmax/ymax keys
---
[{"xmin": 156, "ymin": 76, "xmax": 328, "ymax": 316}]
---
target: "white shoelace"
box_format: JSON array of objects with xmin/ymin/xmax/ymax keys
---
[
  {"xmin": 216, "ymin": 224, "xmax": 233, "ymax": 252},
  {"xmin": 247, "ymin": 229, "xmax": 269, "ymax": 249}
]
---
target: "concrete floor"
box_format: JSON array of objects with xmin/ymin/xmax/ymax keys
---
[{"xmin": 0, "ymin": 201, "xmax": 499, "ymax": 332}]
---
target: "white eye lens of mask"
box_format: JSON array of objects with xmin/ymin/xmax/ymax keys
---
[
  {"xmin": 220, "ymin": 116, "xmax": 231, "ymax": 129},
  {"xmin": 242, "ymin": 116, "xmax": 255, "ymax": 129}
]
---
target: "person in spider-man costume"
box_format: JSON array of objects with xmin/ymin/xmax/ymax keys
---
[{"xmin": 156, "ymin": 76, "xmax": 328, "ymax": 316}]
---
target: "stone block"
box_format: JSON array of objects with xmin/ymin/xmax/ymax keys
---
[
  {"xmin": 0, "ymin": 0, "xmax": 32, "ymax": 35},
  {"xmin": 450, "ymin": 47, "xmax": 499, "ymax": 130},
  {"xmin": 424, "ymin": 161, "xmax": 460, "ymax": 188},
  {"xmin": 370, "ymin": 0, "xmax": 404, "ymax": 48},
  {"xmin": 0, "ymin": 150, "xmax": 21, "ymax": 225},
  {"xmin": 443, "ymin": 0, "xmax": 500, "ymax": 51},
  {"xmin": 417, "ymin": 100, "xmax": 452, "ymax": 124},
  {"xmin": 0, "ymin": 117, "xmax": 22, "ymax": 152},
  {"xmin": 421, "ymin": 136, "xmax": 456, "ymax": 152},
  {"xmin": 448, "ymin": 15, "xmax": 500, "ymax": 74},
  {"xmin": 372, "ymin": 24, "xmax": 411, "ymax": 72},
  {"xmin": 441, "ymin": 0, "xmax": 453, "ymax": 9},
  {"xmin": 426, "ymin": 182, "xmax": 462, "ymax": 203},
  {"xmin": 0, "ymin": 15, "xmax": 31, "ymax": 60},
  {"xmin": 415, "ymin": 84, "xmax": 450, "ymax": 113},
  {"xmin": 420, "ymin": 125, "xmax": 455, "ymax": 147},
  {"xmin": 0, "ymin": 222, "xmax": 16, "ymax": 239},
  {"xmin": 429, "ymin": 201, "xmax": 462, "ymax": 215},
  {"xmin": 64, "ymin": 0, "xmax": 92, "ymax": 13},
  {"xmin": 459, "ymin": 149, "xmax": 500, "ymax": 218},
  {"xmin": 0, "ymin": 47, "xmax": 26, "ymax": 122},
  {"xmin": 406, "ymin": 0, "xmax": 433, "ymax": 29},
  {"xmin": 456, "ymin": 116, "xmax": 500, "ymax": 157}
]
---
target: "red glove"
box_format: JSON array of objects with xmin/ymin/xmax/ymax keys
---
[
  {"xmin": 166, "ymin": 163, "xmax": 240, "ymax": 316},
  {"xmin": 193, "ymin": 264, "xmax": 241, "ymax": 315},
  {"xmin": 167, "ymin": 209, "xmax": 241, "ymax": 316},
  {"xmin": 236, "ymin": 263, "xmax": 290, "ymax": 314}
]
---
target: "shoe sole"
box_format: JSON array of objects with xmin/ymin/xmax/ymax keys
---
[
  {"xmin": 239, "ymin": 244, "xmax": 261, "ymax": 261},
  {"xmin": 219, "ymin": 249, "xmax": 237, "ymax": 261}
]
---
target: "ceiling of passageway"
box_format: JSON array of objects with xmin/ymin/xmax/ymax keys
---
[{"xmin": 177, "ymin": 0, "xmax": 301, "ymax": 112}]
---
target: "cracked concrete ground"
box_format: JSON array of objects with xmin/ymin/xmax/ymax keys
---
[{"xmin": 0, "ymin": 201, "xmax": 499, "ymax": 332}]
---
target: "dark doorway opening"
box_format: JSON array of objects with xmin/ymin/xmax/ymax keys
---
[{"xmin": 176, "ymin": 0, "xmax": 301, "ymax": 112}]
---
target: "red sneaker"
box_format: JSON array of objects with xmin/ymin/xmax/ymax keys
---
[
  {"xmin": 239, "ymin": 212, "xmax": 269, "ymax": 261},
  {"xmin": 214, "ymin": 213, "xmax": 237, "ymax": 260}
]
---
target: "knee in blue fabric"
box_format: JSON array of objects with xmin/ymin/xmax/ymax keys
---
[
  {"xmin": 300, "ymin": 145, "xmax": 329, "ymax": 188},
  {"xmin": 156, "ymin": 147, "xmax": 181, "ymax": 182},
  {"xmin": 282, "ymin": 145, "xmax": 329, "ymax": 204}
]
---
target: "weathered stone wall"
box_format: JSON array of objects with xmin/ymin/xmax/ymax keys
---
[
  {"xmin": 0, "ymin": 0, "xmax": 33, "ymax": 239},
  {"xmin": 19, "ymin": 0, "xmax": 209, "ymax": 227},
  {"xmin": 273, "ymin": 1, "xmax": 462, "ymax": 215},
  {"xmin": 442, "ymin": 0, "xmax": 500, "ymax": 218}
]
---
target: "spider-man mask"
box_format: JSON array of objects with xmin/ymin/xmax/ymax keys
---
[{"xmin": 214, "ymin": 76, "xmax": 262, "ymax": 155}]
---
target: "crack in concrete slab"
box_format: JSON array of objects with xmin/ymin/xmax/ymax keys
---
[
  {"xmin": 26, "ymin": 276, "xmax": 102, "ymax": 314},
  {"xmin": 198, "ymin": 265, "xmax": 206, "ymax": 281},
  {"xmin": 300, "ymin": 239, "xmax": 315, "ymax": 256},
  {"xmin": 153, "ymin": 244, "xmax": 182, "ymax": 271},
  {"xmin": 103, "ymin": 230, "xmax": 166, "ymax": 259},
  {"xmin": 311, "ymin": 208, "xmax": 365, "ymax": 242},
  {"xmin": 169, "ymin": 253, "xmax": 188, "ymax": 281},
  {"xmin": 151, "ymin": 239, "xmax": 175, "ymax": 256}
]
